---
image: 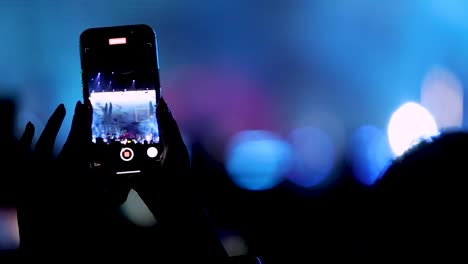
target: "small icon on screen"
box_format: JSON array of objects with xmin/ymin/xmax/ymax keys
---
[
  {"xmin": 147, "ymin": 146, "xmax": 158, "ymax": 158},
  {"xmin": 120, "ymin": 147, "xmax": 134, "ymax": 161},
  {"xmin": 109, "ymin": 37, "xmax": 127, "ymax": 45}
]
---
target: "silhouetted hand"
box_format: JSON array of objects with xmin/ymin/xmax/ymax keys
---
[
  {"xmin": 132, "ymin": 97, "xmax": 190, "ymax": 201},
  {"xmin": 15, "ymin": 100, "xmax": 110, "ymax": 259},
  {"xmin": 131, "ymin": 97, "xmax": 228, "ymax": 261}
]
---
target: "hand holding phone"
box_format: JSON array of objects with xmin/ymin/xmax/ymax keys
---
[
  {"xmin": 81, "ymin": 25, "xmax": 227, "ymax": 260},
  {"xmin": 80, "ymin": 24, "xmax": 162, "ymax": 176}
]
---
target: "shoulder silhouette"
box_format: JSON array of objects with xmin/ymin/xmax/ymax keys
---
[{"xmin": 370, "ymin": 130, "xmax": 468, "ymax": 260}]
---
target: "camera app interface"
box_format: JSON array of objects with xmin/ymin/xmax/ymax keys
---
[{"xmin": 84, "ymin": 37, "xmax": 159, "ymax": 149}]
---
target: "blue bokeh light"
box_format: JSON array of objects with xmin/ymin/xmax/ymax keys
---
[
  {"xmin": 350, "ymin": 125, "xmax": 393, "ymax": 186},
  {"xmin": 287, "ymin": 126, "xmax": 335, "ymax": 188},
  {"xmin": 225, "ymin": 130, "xmax": 293, "ymax": 191}
]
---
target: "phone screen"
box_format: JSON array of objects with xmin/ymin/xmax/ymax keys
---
[{"xmin": 80, "ymin": 25, "xmax": 161, "ymax": 174}]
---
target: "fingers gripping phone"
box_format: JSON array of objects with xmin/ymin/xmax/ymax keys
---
[{"xmin": 80, "ymin": 24, "xmax": 162, "ymax": 175}]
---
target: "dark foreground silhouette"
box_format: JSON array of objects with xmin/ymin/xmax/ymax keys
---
[
  {"xmin": 0, "ymin": 97, "xmax": 261, "ymax": 263},
  {"xmin": 364, "ymin": 131, "xmax": 468, "ymax": 261}
]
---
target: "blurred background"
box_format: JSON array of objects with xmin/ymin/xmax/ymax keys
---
[{"xmin": 1, "ymin": 0, "xmax": 467, "ymax": 262}]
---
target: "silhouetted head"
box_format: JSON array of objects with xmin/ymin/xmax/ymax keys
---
[
  {"xmin": 372, "ymin": 130, "xmax": 468, "ymax": 259},
  {"xmin": 0, "ymin": 98, "xmax": 16, "ymax": 144},
  {"xmin": 0, "ymin": 98, "xmax": 17, "ymax": 206}
]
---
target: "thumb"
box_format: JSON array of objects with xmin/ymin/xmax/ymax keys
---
[{"xmin": 156, "ymin": 97, "xmax": 184, "ymax": 148}]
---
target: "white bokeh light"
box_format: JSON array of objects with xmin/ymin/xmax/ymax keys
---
[
  {"xmin": 421, "ymin": 66, "xmax": 463, "ymax": 129},
  {"xmin": 387, "ymin": 102, "xmax": 439, "ymax": 157}
]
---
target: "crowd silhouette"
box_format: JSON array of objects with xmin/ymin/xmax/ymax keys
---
[
  {"xmin": 1, "ymin": 95, "xmax": 468, "ymax": 262},
  {"xmin": 365, "ymin": 131, "xmax": 468, "ymax": 261},
  {"xmin": 0, "ymin": 97, "xmax": 260, "ymax": 263}
]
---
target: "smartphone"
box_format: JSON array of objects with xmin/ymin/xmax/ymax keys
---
[{"xmin": 80, "ymin": 24, "xmax": 161, "ymax": 175}]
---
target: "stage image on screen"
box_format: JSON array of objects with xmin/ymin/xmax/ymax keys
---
[{"xmin": 88, "ymin": 71, "xmax": 159, "ymax": 144}]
